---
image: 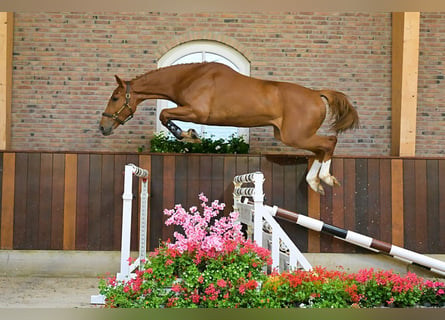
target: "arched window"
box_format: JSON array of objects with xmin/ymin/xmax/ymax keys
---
[{"xmin": 156, "ymin": 40, "xmax": 250, "ymax": 141}]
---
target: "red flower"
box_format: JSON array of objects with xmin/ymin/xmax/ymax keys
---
[
  {"xmin": 246, "ymin": 279, "xmax": 258, "ymax": 290},
  {"xmin": 238, "ymin": 285, "xmax": 246, "ymax": 295},
  {"xmin": 171, "ymin": 283, "xmax": 182, "ymax": 293},
  {"xmin": 191, "ymin": 293, "xmax": 200, "ymax": 304},
  {"xmin": 217, "ymin": 279, "xmax": 227, "ymax": 288}
]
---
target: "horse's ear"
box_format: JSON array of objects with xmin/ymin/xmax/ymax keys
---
[{"xmin": 114, "ymin": 75, "xmax": 124, "ymax": 87}]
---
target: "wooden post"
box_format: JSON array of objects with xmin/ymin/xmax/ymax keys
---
[
  {"xmin": 0, "ymin": 12, "xmax": 13, "ymax": 150},
  {"xmin": 391, "ymin": 12, "xmax": 420, "ymax": 157}
]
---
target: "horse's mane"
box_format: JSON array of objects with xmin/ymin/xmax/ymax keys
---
[{"xmin": 132, "ymin": 62, "xmax": 209, "ymax": 81}]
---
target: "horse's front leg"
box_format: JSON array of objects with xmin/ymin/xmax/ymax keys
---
[
  {"xmin": 164, "ymin": 120, "xmax": 202, "ymax": 143},
  {"xmin": 160, "ymin": 107, "xmax": 202, "ymax": 143},
  {"xmin": 165, "ymin": 120, "xmax": 185, "ymax": 140}
]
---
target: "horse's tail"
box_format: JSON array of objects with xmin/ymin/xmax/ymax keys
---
[{"xmin": 319, "ymin": 90, "xmax": 359, "ymax": 134}]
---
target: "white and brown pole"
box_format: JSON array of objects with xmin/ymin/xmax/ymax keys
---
[{"xmin": 265, "ymin": 205, "xmax": 445, "ymax": 277}]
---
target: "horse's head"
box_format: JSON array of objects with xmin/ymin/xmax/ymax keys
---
[{"xmin": 99, "ymin": 76, "xmax": 136, "ymax": 136}]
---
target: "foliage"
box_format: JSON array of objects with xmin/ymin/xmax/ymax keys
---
[
  {"xmin": 149, "ymin": 131, "xmax": 249, "ymax": 154},
  {"xmin": 259, "ymin": 267, "xmax": 445, "ymax": 308},
  {"xmin": 99, "ymin": 194, "xmax": 271, "ymax": 308},
  {"xmin": 99, "ymin": 195, "xmax": 445, "ymax": 308}
]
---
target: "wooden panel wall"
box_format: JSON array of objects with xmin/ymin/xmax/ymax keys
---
[
  {"xmin": 148, "ymin": 154, "xmax": 308, "ymax": 250},
  {"xmin": 0, "ymin": 152, "xmax": 444, "ymax": 254}
]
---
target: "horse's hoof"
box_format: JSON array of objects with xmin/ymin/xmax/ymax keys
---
[
  {"xmin": 333, "ymin": 176, "xmax": 341, "ymax": 187},
  {"xmin": 320, "ymin": 174, "xmax": 340, "ymax": 187},
  {"xmin": 188, "ymin": 129, "xmax": 200, "ymax": 140},
  {"xmin": 308, "ymin": 180, "xmax": 324, "ymax": 195},
  {"xmin": 180, "ymin": 129, "xmax": 202, "ymax": 143}
]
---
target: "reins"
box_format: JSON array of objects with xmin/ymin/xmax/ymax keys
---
[{"xmin": 102, "ymin": 81, "xmax": 134, "ymax": 125}]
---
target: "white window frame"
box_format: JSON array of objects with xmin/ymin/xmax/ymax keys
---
[{"xmin": 156, "ymin": 40, "xmax": 250, "ymax": 141}]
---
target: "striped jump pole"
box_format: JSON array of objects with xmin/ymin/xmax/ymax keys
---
[{"xmin": 264, "ymin": 205, "xmax": 445, "ymax": 277}]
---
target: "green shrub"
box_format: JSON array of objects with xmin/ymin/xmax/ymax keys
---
[{"xmin": 149, "ymin": 132, "xmax": 249, "ymax": 154}]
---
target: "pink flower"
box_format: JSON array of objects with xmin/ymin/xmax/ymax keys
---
[
  {"xmin": 163, "ymin": 193, "xmax": 245, "ymax": 254},
  {"xmin": 198, "ymin": 193, "xmax": 208, "ymax": 203}
]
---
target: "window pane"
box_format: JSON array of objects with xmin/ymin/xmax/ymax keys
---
[
  {"xmin": 173, "ymin": 52, "xmax": 203, "ymax": 65},
  {"xmin": 204, "ymin": 52, "xmax": 239, "ymax": 71}
]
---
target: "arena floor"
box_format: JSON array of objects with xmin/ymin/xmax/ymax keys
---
[{"xmin": 0, "ymin": 276, "xmax": 102, "ymax": 308}]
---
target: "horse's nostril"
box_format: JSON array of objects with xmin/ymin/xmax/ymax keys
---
[
  {"xmin": 99, "ymin": 125, "xmax": 108, "ymax": 135},
  {"xmin": 99, "ymin": 125, "xmax": 113, "ymax": 136}
]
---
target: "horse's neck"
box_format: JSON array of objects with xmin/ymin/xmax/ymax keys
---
[{"xmin": 131, "ymin": 65, "xmax": 190, "ymax": 101}]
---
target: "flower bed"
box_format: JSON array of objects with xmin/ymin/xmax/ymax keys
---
[{"xmin": 99, "ymin": 195, "xmax": 445, "ymax": 308}]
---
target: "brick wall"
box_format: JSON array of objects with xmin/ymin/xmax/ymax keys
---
[
  {"xmin": 9, "ymin": 12, "xmax": 429, "ymax": 156},
  {"xmin": 417, "ymin": 13, "xmax": 445, "ymax": 156}
]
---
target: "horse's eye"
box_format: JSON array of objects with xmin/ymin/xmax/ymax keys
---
[{"xmin": 111, "ymin": 96, "xmax": 119, "ymax": 102}]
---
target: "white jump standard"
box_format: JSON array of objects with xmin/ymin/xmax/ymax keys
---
[
  {"xmin": 118, "ymin": 163, "xmax": 149, "ymax": 282},
  {"xmin": 91, "ymin": 163, "xmax": 149, "ymax": 305},
  {"xmin": 233, "ymin": 172, "xmax": 313, "ymax": 272}
]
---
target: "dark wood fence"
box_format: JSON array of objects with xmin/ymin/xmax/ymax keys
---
[{"xmin": 0, "ymin": 152, "xmax": 444, "ymax": 254}]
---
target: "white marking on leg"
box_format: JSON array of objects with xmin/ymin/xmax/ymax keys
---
[
  {"xmin": 319, "ymin": 159, "xmax": 334, "ymax": 186},
  {"xmin": 306, "ymin": 160, "xmax": 322, "ymax": 192}
]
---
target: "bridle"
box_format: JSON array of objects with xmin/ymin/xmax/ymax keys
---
[{"xmin": 102, "ymin": 81, "xmax": 134, "ymax": 125}]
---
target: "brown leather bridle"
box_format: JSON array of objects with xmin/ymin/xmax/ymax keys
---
[{"xmin": 102, "ymin": 81, "xmax": 134, "ymax": 125}]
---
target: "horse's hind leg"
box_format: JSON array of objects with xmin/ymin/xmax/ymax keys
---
[
  {"xmin": 317, "ymin": 135, "xmax": 339, "ymax": 188},
  {"xmin": 301, "ymin": 135, "xmax": 339, "ymax": 194},
  {"xmin": 306, "ymin": 158, "xmax": 323, "ymax": 194},
  {"xmin": 319, "ymin": 158, "xmax": 340, "ymax": 187}
]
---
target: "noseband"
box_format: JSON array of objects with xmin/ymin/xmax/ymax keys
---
[{"xmin": 102, "ymin": 81, "xmax": 134, "ymax": 125}]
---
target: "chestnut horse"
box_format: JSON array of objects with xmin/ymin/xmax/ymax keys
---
[{"xmin": 100, "ymin": 62, "xmax": 359, "ymax": 194}]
